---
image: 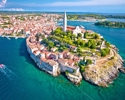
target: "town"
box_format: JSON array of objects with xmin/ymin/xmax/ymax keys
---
[
  {"xmin": 0, "ymin": 13, "xmax": 61, "ymax": 38},
  {"xmin": 0, "ymin": 12, "xmax": 124, "ymax": 86},
  {"xmin": 26, "ymin": 12, "xmax": 124, "ymax": 86}
]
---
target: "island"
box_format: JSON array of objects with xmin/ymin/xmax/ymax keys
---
[
  {"xmin": 95, "ymin": 21, "xmax": 125, "ymax": 28},
  {"xmin": 26, "ymin": 12, "xmax": 124, "ymax": 87}
]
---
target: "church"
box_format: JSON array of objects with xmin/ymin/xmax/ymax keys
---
[{"xmin": 63, "ymin": 12, "xmax": 86, "ymax": 37}]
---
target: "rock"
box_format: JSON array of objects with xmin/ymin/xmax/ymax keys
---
[
  {"xmin": 82, "ymin": 53, "xmax": 123, "ymax": 87},
  {"xmin": 119, "ymin": 67, "xmax": 125, "ymax": 73},
  {"xmin": 66, "ymin": 68, "xmax": 82, "ymax": 85}
]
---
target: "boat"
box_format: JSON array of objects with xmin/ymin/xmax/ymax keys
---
[
  {"xmin": 80, "ymin": 25, "xmax": 85, "ymax": 28},
  {"xmin": 15, "ymin": 37, "xmax": 18, "ymax": 39},
  {"xmin": 0, "ymin": 64, "xmax": 5, "ymax": 68},
  {"xmin": 7, "ymin": 37, "xmax": 10, "ymax": 40}
]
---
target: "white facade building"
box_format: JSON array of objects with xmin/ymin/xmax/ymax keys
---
[{"xmin": 73, "ymin": 26, "xmax": 82, "ymax": 36}]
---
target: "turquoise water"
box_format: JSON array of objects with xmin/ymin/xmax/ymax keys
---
[{"xmin": 0, "ymin": 21, "xmax": 125, "ymax": 100}]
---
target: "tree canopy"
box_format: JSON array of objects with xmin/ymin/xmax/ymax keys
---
[{"xmin": 95, "ymin": 21, "xmax": 125, "ymax": 28}]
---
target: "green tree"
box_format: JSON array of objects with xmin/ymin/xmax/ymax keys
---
[
  {"xmin": 48, "ymin": 41, "xmax": 54, "ymax": 49},
  {"xmin": 80, "ymin": 65, "xmax": 85, "ymax": 73},
  {"xmin": 71, "ymin": 34, "xmax": 76, "ymax": 40},
  {"xmin": 94, "ymin": 34, "xmax": 100, "ymax": 39},
  {"xmin": 80, "ymin": 40, "xmax": 85, "ymax": 47},
  {"xmin": 84, "ymin": 31, "xmax": 88, "ymax": 38},
  {"xmin": 100, "ymin": 49, "xmax": 107, "ymax": 57},
  {"xmin": 53, "ymin": 27, "xmax": 63, "ymax": 36},
  {"xmin": 67, "ymin": 30, "xmax": 72, "ymax": 37},
  {"xmin": 86, "ymin": 59, "xmax": 92, "ymax": 65},
  {"xmin": 77, "ymin": 47, "xmax": 82, "ymax": 53},
  {"xmin": 97, "ymin": 41, "xmax": 101, "ymax": 46},
  {"xmin": 105, "ymin": 41, "xmax": 110, "ymax": 47},
  {"xmin": 77, "ymin": 33, "xmax": 82, "ymax": 38},
  {"xmin": 86, "ymin": 40, "xmax": 97, "ymax": 48},
  {"xmin": 86, "ymin": 40, "xmax": 92, "ymax": 47},
  {"xmin": 91, "ymin": 44, "xmax": 96, "ymax": 49},
  {"xmin": 104, "ymin": 48, "xmax": 110, "ymax": 54}
]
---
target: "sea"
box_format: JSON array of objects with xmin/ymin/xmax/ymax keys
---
[{"xmin": 0, "ymin": 19, "xmax": 125, "ymax": 100}]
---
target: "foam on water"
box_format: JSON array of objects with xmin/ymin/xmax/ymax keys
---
[{"xmin": 0, "ymin": 65, "xmax": 17, "ymax": 80}]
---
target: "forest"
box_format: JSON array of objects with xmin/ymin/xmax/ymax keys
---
[{"xmin": 95, "ymin": 21, "xmax": 125, "ymax": 28}]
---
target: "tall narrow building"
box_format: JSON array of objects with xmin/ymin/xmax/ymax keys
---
[{"xmin": 63, "ymin": 12, "xmax": 67, "ymax": 32}]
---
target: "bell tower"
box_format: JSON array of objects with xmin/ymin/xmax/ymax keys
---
[{"xmin": 63, "ymin": 11, "xmax": 67, "ymax": 32}]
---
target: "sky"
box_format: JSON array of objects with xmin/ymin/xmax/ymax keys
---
[{"xmin": 0, "ymin": 0, "xmax": 125, "ymax": 13}]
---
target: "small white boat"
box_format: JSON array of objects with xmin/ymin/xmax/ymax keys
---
[
  {"xmin": 0, "ymin": 64, "xmax": 5, "ymax": 68},
  {"xmin": 15, "ymin": 37, "xmax": 18, "ymax": 39},
  {"xmin": 80, "ymin": 25, "xmax": 85, "ymax": 28},
  {"xmin": 7, "ymin": 37, "xmax": 10, "ymax": 40}
]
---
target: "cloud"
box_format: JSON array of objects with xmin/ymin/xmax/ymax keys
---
[
  {"xmin": 2, "ymin": 0, "xmax": 7, "ymax": 4},
  {"xmin": 21, "ymin": 0, "xmax": 125, "ymax": 7},
  {"xmin": 0, "ymin": 0, "xmax": 7, "ymax": 7},
  {"xmin": 0, "ymin": 0, "xmax": 24, "ymax": 11},
  {"xmin": 0, "ymin": 8, "xmax": 24, "ymax": 11}
]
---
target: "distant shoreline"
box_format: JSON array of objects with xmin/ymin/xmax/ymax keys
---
[
  {"xmin": 67, "ymin": 19, "xmax": 107, "ymax": 22},
  {"xmin": 0, "ymin": 35, "xmax": 26, "ymax": 39}
]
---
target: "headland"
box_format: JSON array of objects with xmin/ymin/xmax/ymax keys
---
[
  {"xmin": 0, "ymin": 12, "xmax": 124, "ymax": 87},
  {"xmin": 25, "ymin": 12, "xmax": 124, "ymax": 87}
]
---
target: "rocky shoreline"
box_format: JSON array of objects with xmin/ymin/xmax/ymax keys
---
[
  {"xmin": 27, "ymin": 38, "xmax": 124, "ymax": 86},
  {"xmin": 26, "ymin": 33, "xmax": 124, "ymax": 87},
  {"xmin": 82, "ymin": 51, "xmax": 124, "ymax": 87},
  {"xmin": 26, "ymin": 37, "xmax": 82, "ymax": 84}
]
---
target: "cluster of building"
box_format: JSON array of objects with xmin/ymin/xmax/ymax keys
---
[
  {"xmin": 26, "ymin": 12, "xmax": 83, "ymax": 84},
  {"xmin": 0, "ymin": 12, "xmax": 105, "ymax": 84},
  {"xmin": 26, "ymin": 35, "xmax": 82, "ymax": 75},
  {"xmin": 0, "ymin": 14, "xmax": 61, "ymax": 36},
  {"xmin": 26, "ymin": 34, "xmax": 83, "ymax": 84},
  {"xmin": 25, "ymin": 12, "xmax": 106, "ymax": 84}
]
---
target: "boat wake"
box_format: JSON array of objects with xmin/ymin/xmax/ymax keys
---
[
  {"xmin": 6, "ymin": 37, "xmax": 11, "ymax": 40},
  {"xmin": 0, "ymin": 65, "xmax": 17, "ymax": 80}
]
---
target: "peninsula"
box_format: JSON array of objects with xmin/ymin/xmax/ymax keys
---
[
  {"xmin": 26, "ymin": 12, "xmax": 124, "ymax": 87},
  {"xmin": 0, "ymin": 12, "xmax": 124, "ymax": 87}
]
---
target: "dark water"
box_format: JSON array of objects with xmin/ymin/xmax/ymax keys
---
[{"xmin": 0, "ymin": 21, "xmax": 125, "ymax": 100}]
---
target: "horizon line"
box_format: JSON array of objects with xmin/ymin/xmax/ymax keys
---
[{"xmin": 0, "ymin": 11, "xmax": 125, "ymax": 14}]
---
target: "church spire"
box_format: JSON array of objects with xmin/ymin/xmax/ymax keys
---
[{"xmin": 63, "ymin": 11, "xmax": 67, "ymax": 32}]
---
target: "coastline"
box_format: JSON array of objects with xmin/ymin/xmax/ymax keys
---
[
  {"xmin": 0, "ymin": 25, "xmax": 125, "ymax": 100},
  {"xmin": 0, "ymin": 35, "xmax": 26, "ymax": 39},
  {"xmin": 26, "ymin": 36, "xmax": 82, "ymax": 85},
  {"xmin": 1, "ymin": 12, "xmax": 125, "ymax": 100},
  {"xmin": 95, "ymin": 25, "xmax": 125, "ymax": 28},
  {"xmin": 82, "ymin": 48, "xmax": 124, "ymax": 87},
  {"xmin": 25, "ymin": 29, "xmax": 124, "ymax": 87},
  {"xmin": 67, "ymin": 19, "xmax": 107, "ymax": 22},
  {"xmin": 0, "ymin": 12, "xmax": 124, "ymax": 87}
]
